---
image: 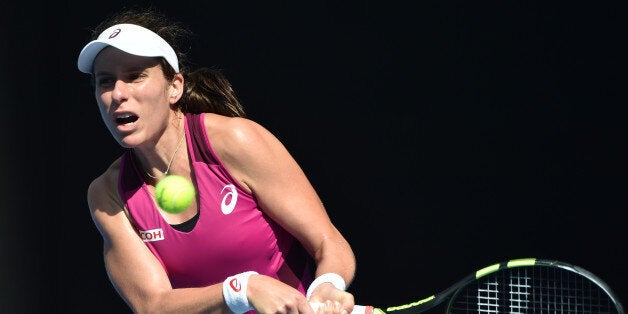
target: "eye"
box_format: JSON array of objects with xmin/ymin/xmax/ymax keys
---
[
  {"xmin": 128, "ymin": 73, "xmax": 142, "ymax": 81},
  {"xmin": 95, "ymin": 76, "xmax": 115, "ymax": 89},
  {"xmin": 127, "ymin": 71, "xmax": 147, "ymax": 82}
]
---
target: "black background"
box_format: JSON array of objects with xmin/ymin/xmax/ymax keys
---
[{"xmin": 1, "ymin": 1, "xmax": 626, "ymax": 312}]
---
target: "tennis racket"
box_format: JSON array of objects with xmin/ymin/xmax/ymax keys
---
[{"xmin": 314, "ymin": 258, "xmax": 624, "ymax": 313}]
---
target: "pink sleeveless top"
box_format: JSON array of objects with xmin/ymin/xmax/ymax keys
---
[{"xmin": 118, "ymin": 113, "xmax": 313, "ymax": 293}]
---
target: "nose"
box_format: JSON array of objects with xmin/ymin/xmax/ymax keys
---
[{"xmin": 111, "ymin": 79, "xmax": 129, "ymax": 103}]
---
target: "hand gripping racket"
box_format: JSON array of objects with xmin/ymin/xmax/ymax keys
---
[{"xmin": 315, "ymin": 258, "xmax": 624, "ymax": 314}]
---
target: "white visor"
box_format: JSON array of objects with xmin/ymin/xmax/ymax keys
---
[{"xmin": 77, "ymin": 23, "xmax": 179, "ymax": 74}]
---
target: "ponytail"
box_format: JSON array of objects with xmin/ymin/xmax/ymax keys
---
[{"xmin": 179, "ymin": 68, "xmax": 246, "ymax": 117}]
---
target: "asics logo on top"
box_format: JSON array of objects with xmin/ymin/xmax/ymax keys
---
[{"xmin": 220, "ymin": 184, "xmax": 238, "ymax": 214}]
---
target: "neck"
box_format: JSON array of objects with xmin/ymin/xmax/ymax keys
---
[{"xmin": 134, "ymin": 124, "xmax": 187, "ymax": 181}]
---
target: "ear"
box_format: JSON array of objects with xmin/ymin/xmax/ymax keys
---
[{"xmin": 168, "ymin": 73, "xmax": 184, "ymax": 104}]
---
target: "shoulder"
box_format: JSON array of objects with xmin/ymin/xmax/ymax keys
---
[
  {"xmin": 200, "ymin": 113, "xmax": 291, "ymax": 191},
  {"xmin": 202, "ymin": 113, "xmax": 280, "ymax": 156}
]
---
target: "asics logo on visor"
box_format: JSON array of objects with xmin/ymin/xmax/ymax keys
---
[{"xmin": 109, "ymin": 28, "xmax": 121, "ymax": 39}]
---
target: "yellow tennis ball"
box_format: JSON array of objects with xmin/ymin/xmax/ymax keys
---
[{"xmin": 155, "ymin": 175, "xmax": 195, "ymax": 213}]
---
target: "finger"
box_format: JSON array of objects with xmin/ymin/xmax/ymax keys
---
[
  {"xmin": 298, "ymin": 298, "xmax": 315, "ymax": 314},
  {"xmin": 309, "ymin": 301, "xmax": 331, "ymax": 314}
]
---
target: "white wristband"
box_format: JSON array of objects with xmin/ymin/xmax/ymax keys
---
[
  {"xmin": 223, "ymin": 271, "xmax": 258, "ymax": 313},
  {"xmin": 306, "ymin": 273, "xmax": 347, "ymax": 300}
]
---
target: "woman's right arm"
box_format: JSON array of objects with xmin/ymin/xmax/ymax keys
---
[{"xmin": 86, "ymin": 163, "xmax": 229, "ymax": 314}]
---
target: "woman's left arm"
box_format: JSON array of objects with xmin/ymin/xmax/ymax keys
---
[{"xmin": 208, "ymin": 115, "xmax": 356, "ymax": 310}]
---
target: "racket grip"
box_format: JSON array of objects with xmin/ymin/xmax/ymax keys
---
[
  {"xmin": 310, "ymin": 302, "xmax": 373, "ymax": 314},
  {"xmin": 352, "ymin": 305, "xmax": 374, "ymax": 314}
]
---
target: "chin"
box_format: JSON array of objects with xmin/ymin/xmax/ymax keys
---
[{"xmin": 115, "ymin": 134, "xmax": 142, "ymax": 149}]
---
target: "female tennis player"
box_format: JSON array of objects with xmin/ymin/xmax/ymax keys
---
[{"xmin": 79, "ymin": 7, "xmax": 355, "ymax": 314}]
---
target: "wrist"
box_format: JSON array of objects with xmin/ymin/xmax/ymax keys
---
[
  {"xmin": 306, "ymin": 272, "xmax": 347, "ymax": 300},
  {"xmin": 222, "ymin": 271, "xmax": 258, "ymax": 313}
]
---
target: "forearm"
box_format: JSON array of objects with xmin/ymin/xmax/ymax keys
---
[
  {"xmin": 120, "ymin": 283, "xmax": 231, "ymax": 314},
  {"xmin": 312, "ymin": 232, "xmax": 356, "ymax": 285},
  {"xmin": 103, "ymin": 239, "xmax": 231, "ymax": 314},
  {"xmin": 307, "ymin": 234, "xmax": 356, "ymax": 312}
]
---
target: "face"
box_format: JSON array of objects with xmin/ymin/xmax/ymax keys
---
[{"xmin": 92, "ymin": 46, "xmax": 182, "ymax": 148}]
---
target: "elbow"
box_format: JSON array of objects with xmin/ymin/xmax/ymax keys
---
[
  {"xmin": 124, "ymin": 293, "xmax": 168, "ymax": 314},
  {"xmin": 130, "ymin": 302, "xmax": 160, "ymax": 314}
]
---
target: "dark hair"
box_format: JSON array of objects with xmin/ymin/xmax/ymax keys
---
[{"xmin": 89, "ymin": 6, "xmax": 245, "ymax": 117}]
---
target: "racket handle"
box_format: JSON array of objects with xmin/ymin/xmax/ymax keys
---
[{"xmin": 310, "ymin": 302, "xmax": 374, "ymax": 314}]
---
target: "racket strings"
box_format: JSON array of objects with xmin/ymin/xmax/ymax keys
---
[
  {"xmin": 508, "ymin": 269, "xmax": 530, "ymax": 312},
  {"xmin": 448, "ymin": 267, "xmax": 617, "ymax": 313},
  {"xmin": 476, "ymin": 281, "xmax": 499, "ymax": 313}
]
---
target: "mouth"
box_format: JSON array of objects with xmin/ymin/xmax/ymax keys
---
[{"xmin": 116, "ymin": 113, "xmax": 139, "ymax": 125}]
